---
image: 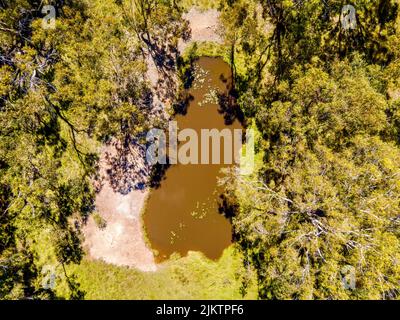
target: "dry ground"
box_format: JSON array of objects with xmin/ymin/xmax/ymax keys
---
[
  {"xmin": 83, "ymin": 143, "xmax": 156, "ymax": 272},
  {"xmin": 178, "ymin": 8, "xmax": 223, "ymax": 53}
]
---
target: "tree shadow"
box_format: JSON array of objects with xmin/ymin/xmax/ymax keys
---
[
  {"xmin": 177, "ymin": 54, "xmax": 196, "ymax": 90},
  {"xmin": 97, "ymin": 33, "xmax": 192, "ymax": 195},
  {"xmin": 217, "ymin": 88, "xmax": 245, "ymax": 126},
  {"xmin": 148, "ymin": 162, "xmax": 170, "ymax": 189},
  {"xmin": 99, "ymin": 134, "xmax": 176, "ymax": 194},
  {"xmin": 217, "ymin": 194, "xmax": 239, "ymax": 223},
  {"xmin": 101, "ymin": 137, "xmax": 150, "ymax": 195},
  {"xmin": 142, "ymin": 34, "xmax": 183, "ymax": 105},
  {"xmin": 172, "ymin": 93, "xmax": 194, "ymax": 116}
]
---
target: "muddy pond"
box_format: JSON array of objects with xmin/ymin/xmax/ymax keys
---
[{"xmin": 143, "ymin": 57, "xmax": 242, "ymax": 262}]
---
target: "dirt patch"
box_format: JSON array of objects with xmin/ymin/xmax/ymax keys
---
[
  {"xmin": 83, "ymin": 184, "xmax": 156, "ymax": 271},
  {"xmin": 178, "ymin": 8, "xmax": 223, "ymax": 53},
  {"xmin": 83, "ymin": 143, "xmax": 157, "ymax": 272}
]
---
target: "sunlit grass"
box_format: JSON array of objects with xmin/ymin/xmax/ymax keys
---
[
  {"xmin": 56, "ymin": 246, "xmax": 258, "ymax": 300},
  {"xmin": 181, "ymin": 0, "xmax": 219, "ymax": 11}
]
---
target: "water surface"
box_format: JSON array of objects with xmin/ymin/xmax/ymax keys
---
[{"xmin": 143, "ymin": 57, "xmax": 242, "ymax": 261}]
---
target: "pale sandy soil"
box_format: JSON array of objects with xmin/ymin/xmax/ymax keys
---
[
  {"xmin": 145, "ymin": 54, "xmax": 160, "ymax": 88},
  {"xmin": 178, "ymin": 8, "xmax": 223, "ymax": 53},
  {"xmin": 83, "ymin": 143, "xmax": 157, "ymax": 272},
  {"xmin": 83, "ymin": 8, "xmax": 222, "ymax": 272},
  {"xmin": 83, "ymin": 184, "xmax": 156, "ymax": 271}
]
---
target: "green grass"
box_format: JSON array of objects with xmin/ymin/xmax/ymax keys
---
[
  {"xmin": 56, "ymin": 246, "xmax": 258, "ymax": 300},
  {"xmin": 184, "ymin": 41, "xmax": 229, "ymax": 61},
  {"xmin": 92, "ymin": 212, "xmax": 107, "ymax": 229},
  {"xmin": 181, "ymin": 0, "xmax": 219, "ymax": 11}
]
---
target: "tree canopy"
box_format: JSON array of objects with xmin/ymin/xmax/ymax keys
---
[
  {"xmin": 0, "ymin": 0, "xmax": 185, "ymax": 299},
  {"xmin": 219, "ymin": 0, "xmax": 400, "ymax": 299}
]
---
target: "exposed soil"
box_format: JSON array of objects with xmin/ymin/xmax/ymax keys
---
[
  {"xmin": 83, "ymin": 184, "xmax": 155, "ymax": 271},
  {"xmin": 178, "ymin": 8, "xmax": 223, "ymax": 53},
  {"xmin": 83, "ymin": 143, "xmax": 156, "ymax": 272},
  {"xmin": 83, "ymin": 8, "xmax": 223, "ymax": 272}
]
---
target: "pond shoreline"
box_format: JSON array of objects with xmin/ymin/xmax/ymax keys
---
[
  {"xmin": 83, "ymin": 7, "xmax": 227, "ymax": 271},
  {"xmin": 143, "ymin": 56, "xmax": 239, "ymax": 263}
]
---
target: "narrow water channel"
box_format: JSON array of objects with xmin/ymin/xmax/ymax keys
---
[{"xmin": 143, "ymin": 57, "xmax": 242, "ymax": 262}]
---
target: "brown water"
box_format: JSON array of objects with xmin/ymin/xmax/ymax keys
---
[{"xmin": 143, "ymin": 57, "xmax": 242, "ymax": 261}]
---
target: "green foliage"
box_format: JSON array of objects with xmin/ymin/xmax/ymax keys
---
[
  {"xmin": 0, "ymin": 0, "xmax": 180, "ymax": 299},
  {"xmin": 57, "ymin": 247, "xmax": 257, "ymax": 300},
  {"xmin": 92, "ymin": 213, "xmax": 107, "ymax": 229},
  {"xmin": 180, "ymin": 0, "xmax": 218, "ymax": 11},
  {"xmin": 219, "ymin": 0, "xmax": 400, "ymax": 300}
]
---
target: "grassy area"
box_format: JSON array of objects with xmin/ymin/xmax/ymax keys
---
[
  {"xmin": 181, "ymin": 0, "xmax": 219, "ymax": 11},
  {"xmin": 182, "ymin": 41, "xmax": 229, "ymax": 61},
  {"xmin": 56, "ymin": 246, "xmax": 257, "ymax": 300}
]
